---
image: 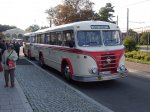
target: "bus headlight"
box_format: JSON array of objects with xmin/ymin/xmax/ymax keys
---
[
  {"xmin": 117, "ymin": 53, "xmax": 128, "ymax": 73},
  {"xmin": 117, "ymin": 64, "xmax": 128, "ymax": 73},
  {"xmin": 89, "ymin": 67, "xmax": 97, "ymax": 74}
]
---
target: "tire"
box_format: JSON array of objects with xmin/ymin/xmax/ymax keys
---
[
  {"xmin": 28, "ymin": 51, "xmax": 31, "ymax": 59},
  {"xmin": 39, "ymin": 55, "xmax": 44, "ymax": 67},
  {"xmin": 63, "ymin": 65, "xmax": 72, "ymax": 82}
]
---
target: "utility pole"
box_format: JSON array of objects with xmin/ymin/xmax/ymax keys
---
[{"xmin": 127, "ymin": 8, "xmax": 129, "ymax": 36}]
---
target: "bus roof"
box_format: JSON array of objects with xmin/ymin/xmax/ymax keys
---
[
  {"xmin": 46, "ymin": 21, "xmax": 119, "ymax": 32},
  {"xmin": 24, "ymin": 21, "xmax": 120, "ymax": 35}
]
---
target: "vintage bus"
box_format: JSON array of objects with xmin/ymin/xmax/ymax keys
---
[
  {"xmin": 23, "ymin": 32, "xmax": 36, "ymax": 58},
  {"xmin": 23, "ymin": 21, "xmax": 128, "ymax": 82}
]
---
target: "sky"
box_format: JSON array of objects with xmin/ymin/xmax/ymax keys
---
[{"xmin": 0, "ymin": 0, "xmax": 150, "ymax": 31}]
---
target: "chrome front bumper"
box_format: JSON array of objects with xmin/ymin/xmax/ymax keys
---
[{"xmin": 72, "ymin": 72, "xmax": 127, "ymax": 82}]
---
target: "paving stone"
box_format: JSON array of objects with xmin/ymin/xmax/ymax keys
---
[{"xmin": 15, "ymin": 65, "xmax": 112, "ymax": 112}]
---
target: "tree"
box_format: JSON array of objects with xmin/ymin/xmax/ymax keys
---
[
  {"xmin": 40, "ymin": 26, "xmax": 49, "ymax": 29},
  {"xmin": 46, "ymin": 0, "xmax": 95, "ymax": 26},
  {"xmin": 0, "ymin": 32, "xmax": 4, "ymax": 39},
  {"xmin": 92, "ymin": 13, "xmax": 101, "ymax": 20},
  {"xmin": 140, "ymin": 32, "xmax": 149, "ymax": 45},
  {"xmin": 98, "ymin": 3, "xmax": 115, "ymax": 22},
  {"xmin": 127, "ymin": 29, "xmax": 139, "ymax": 43},
  {"xmin": 45, "ymin": 7, "xmax": 54, "ymax": 27},
  {"xmin": 25, "ymin": 24, "xmax": 40, "ymax": 32},
  {"xmin": 0, "ymin": 24, "xmax": 16, "ymax": 32}
]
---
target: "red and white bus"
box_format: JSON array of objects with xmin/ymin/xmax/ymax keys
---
[{"xmin": 23, "ymin": 21, "xmax": 128, "ymax": 82}]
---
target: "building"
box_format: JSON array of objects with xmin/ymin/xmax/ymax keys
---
[{"xmin": 3, "ymin": 28, "xmax": 26, "ymax": 42}]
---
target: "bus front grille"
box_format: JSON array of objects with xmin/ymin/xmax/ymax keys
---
[{"xmin": 95, "ymin": 54, "xmax": 121, "ymax": 73}]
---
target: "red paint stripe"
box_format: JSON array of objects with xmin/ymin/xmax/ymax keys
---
[{"xmin": 34, "ymin": 44, "xmax": 124, "ymax": 73}]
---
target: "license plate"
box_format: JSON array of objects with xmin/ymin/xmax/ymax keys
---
[
  {"xmin": 98, "ymin": 77, "xmax": 101, "ymax": 80},
  {"xmin": 99, "ymin": 71, "xmax": 110, "ymax": 75}
]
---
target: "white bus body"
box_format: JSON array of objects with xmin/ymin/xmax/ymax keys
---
[{"xmin": 23, "ymin": 21, "xmax": 128, "ymax": 82}]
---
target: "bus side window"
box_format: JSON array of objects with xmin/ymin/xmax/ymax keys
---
[
  {"xmin": 57, "ymin": 32, "xmax": 63, "ymax": 46},
  {"xmin": 50, "ymin": 32, "xmax": 56, "ymax": 45},
  {"xmin": 41, "ymin": 34, "xmax": 45, "ymax": 44},
  {"xmin": 48, "ymin": 32, "xmax": 51, "ymax": 45},
  {"xmin": 64, "ymin": 30, "xmax": 74, "ymax": 47},
  {"xmin": 45, "ymin": 33, "xmax": 49, "ymax": 44},
  {"xmin": 37, "ymin": 34, "xmax": 40, "ymax": 43}
]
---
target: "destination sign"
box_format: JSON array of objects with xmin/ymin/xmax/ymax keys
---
[{"xmin": 91, "ymin": 25, "xmax": 110, "ymax": 29}]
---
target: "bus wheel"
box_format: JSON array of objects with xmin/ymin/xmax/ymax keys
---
[
  {"xmin": 39, "ymin": 55, "xmax": 44, "ymax": 67},
  {"xmin": 63, "ymin": 65, "xmax": 71, "ymax": 82},
  {"xmin": 23, "ymin": 48, "xmax": 26, "ymax": 57},
  {"xmin": 28, "ymin": 51, "xmax": 31, "ymax": 59}
]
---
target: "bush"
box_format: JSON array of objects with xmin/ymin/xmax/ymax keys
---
[
  {"xmin": 123, "ymin": 36, "xmax": 138, "ymax": 52},
  {"xmin": 125, "ymin": 51, "xmax": 150, "ymax": 63},
  {"xmin": 144, "ymin": 56, "xmax": 150, "ymax": 61}
]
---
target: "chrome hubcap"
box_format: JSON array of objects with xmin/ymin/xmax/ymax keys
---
[{"xmin": 64, "ymin": 66, "xmax": 70, "ymax": 79}]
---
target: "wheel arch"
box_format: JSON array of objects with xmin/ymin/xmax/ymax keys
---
[
  {"xmin": 39, "ymin": 51, "xmax": 45, "ymax": 66},
  {"xmin": 61, "ymin": 58, "xmax": 73, "ymax": 78}
]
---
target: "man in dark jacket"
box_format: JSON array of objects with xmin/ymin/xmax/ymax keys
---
[
  {"xmin": 0, "ymin": 40, "xmax": 7, "ymax": 61},
  {"xmin": 14, "ymin": 42, "xmax": 21, "ymax": 59}
]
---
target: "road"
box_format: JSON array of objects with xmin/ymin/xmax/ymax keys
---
[
  {"xmin": 23, "ymin": 57, "xmax": 150, "ymax": 112},
  {"xmin": 72, "ymin": 75, "xmax": 150, "ymax": 112}
]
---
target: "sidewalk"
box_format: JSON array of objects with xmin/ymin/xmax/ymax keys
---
[
  {"xmin": 0, "ymin": 70, "xmax": 33, "ymax": 112},
  {"xmin": 125, "ymin": 61, "xmax": 150, "ymax": 77}
]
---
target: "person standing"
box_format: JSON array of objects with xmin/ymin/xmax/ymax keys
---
[
  {"xmin": 14, "ymin": 42, "xmax": 21, "ymax": 59},
  {"xmin": 0, "ymin": 40, "xmax": 7, "ymax": 61},
  {"xmin": 2, "ymin": 44, "xmax": 18, "ymax": 88}
]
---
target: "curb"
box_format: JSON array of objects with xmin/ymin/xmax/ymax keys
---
[
  {"xmin": 15, "ymin": 78, "xmax": 33, "ymax": 112},
  {"xmin": 128, "ymin": 68, "xmax": 150, "ymax": 78}
]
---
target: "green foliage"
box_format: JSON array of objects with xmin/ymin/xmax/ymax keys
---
[
  {"xmin": 0, "ymin": 24, "xmax": 16, "ymax": 32},
  {"xmin": 98, "ymin": 3, "xmax": 115, "ymax": 22},
  {"xmin": 126, "ymin": 58, "xmax": 150, "ymax": 64},
  {"xmin": 125, "ymin": 51, "xmax": 150, "ymax": 63},
  {"xmin": 123, "ymin": 36, "xmax": 138, "ymax": 52},
  {"xmin": 0, "ymin": 32, "xmax": 4, "ymax": 39},
  {"xmin": 25, "ymin": 24, "xmax": 40, "ymax": 32},
  {"xmin": 40, "ymin": 26, "xmax": 49, "ymax": 29},
  {"xmin": 140, "ymin": 32, "xmax": 148, "ymax": 45},
  {"xmin": 45, "ymin": 7, "xmax": 54, "ymax": 27},
  {"xmin": 47, "ymin": 0, "xmax": 95, "ymax": 26}
]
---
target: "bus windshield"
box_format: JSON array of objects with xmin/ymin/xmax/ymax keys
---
[
  {"xmin": 102, "ymin": 30, "xmax": 121, "ymax": 46},
  {"xmin": 77, "ymin": 31, "xmax": 102, "ymax": 47}
]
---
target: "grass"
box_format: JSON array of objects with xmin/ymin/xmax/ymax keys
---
[{"xmin": 126, "ymin": 58, "xmax": 150, "ymax": 65}]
